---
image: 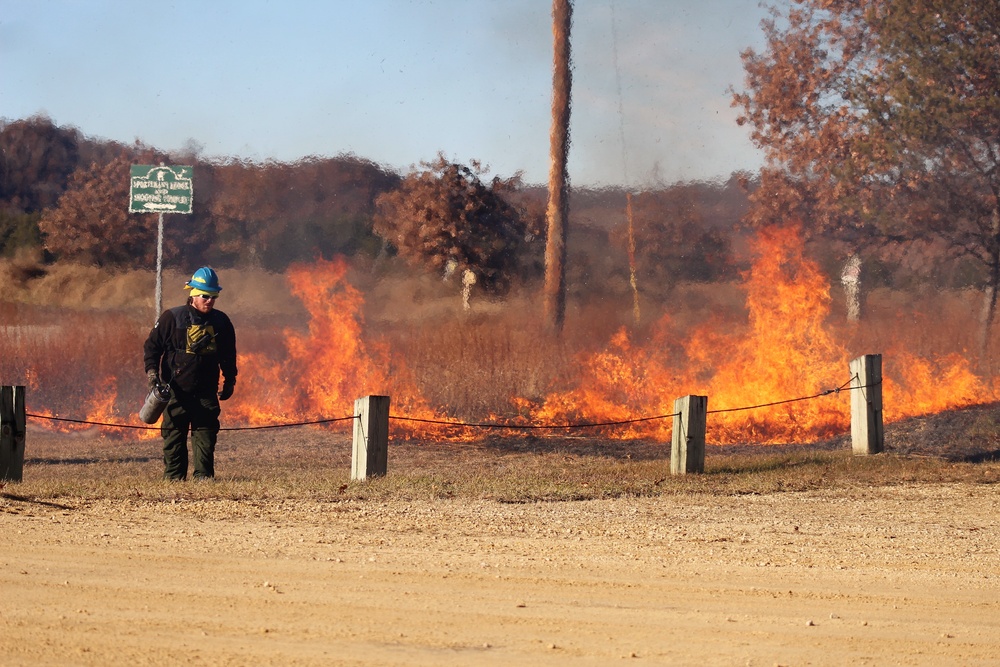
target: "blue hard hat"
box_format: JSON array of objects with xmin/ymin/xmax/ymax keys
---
[{"xmin": 185, "ymin": 266, "xmax": 222, "ymax": 292}]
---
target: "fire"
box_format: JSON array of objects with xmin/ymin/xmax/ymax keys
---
[
  {"xmin": 528, "ymin": 224, "xmax": 998, "ymax": 444},
  {"xmin": 522, "ymin": 326, "xmax": 678, "ymax": 439},
  {"xmin": 229, "ymin": 257, "xmax": 437, "ymax": 433},
  {"xmin": 884, "ymin": 351, "xmax": 988, "ymax": 417},
  {"xmin": 24, "ymin": 224, "xmax": 998, "ymax": 445},
  {"xmin": 32, "ymin": 375, "xmax": 158, "ymax": 439},
  {"xmin": 692, "ymin": 224, "xmax": 849, "ymax": 443}
]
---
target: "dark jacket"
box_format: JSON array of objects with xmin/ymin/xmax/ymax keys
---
[{"xmin": 144, "ymin": 303, "xmax": 237, "ymax": 396}]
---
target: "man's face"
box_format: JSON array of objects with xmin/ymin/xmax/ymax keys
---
[{"xmin": 192, "ymin": 293, "xmax": 218, "ymax": 314}]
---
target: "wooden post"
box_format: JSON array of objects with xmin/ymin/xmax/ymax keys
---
[
  {"xmin": 543, "ymin": 0, "xmax": 572, "ymax": 333},
  {"xmin": 850, "ymin": 354, "xmax": 884, "ymax": 455},
  {"xmin": 671, "ymin": 395, "xmax": 707, "ymax": 475},
  {"xmin": 352, "ymin": 395, "xmax": 389, "ymax": 480},
  {"xmin": 1, "ymin": 385, "xmax": 26, "ymax": 482}
]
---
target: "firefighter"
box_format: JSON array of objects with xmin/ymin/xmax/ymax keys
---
[{"xmin": 143, "ymin": 267, "xmax": 238, "ymax": 481}]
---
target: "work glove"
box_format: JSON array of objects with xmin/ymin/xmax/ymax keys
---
[
  {"xmin": 146, "ymin": 369, "xmax": 160, "ymax": 391},
  {"xmin": 218, "ymin": 379, "xmax": 235, "ymax": 401}
]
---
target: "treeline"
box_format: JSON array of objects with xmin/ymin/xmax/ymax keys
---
[
  {"xmin": 0, "ymin": 115, "xmax": 750, "ymax": 294},
  {"xmin": 5, "ymin": 1, "xmax": 999, "ymax": 314},
  {"xmin": 0, "ymin": 116, "xmax": 401, "ymax": 271}
]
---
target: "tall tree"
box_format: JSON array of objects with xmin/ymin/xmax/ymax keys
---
[
  {"xmin": 0, "ymin": 115, "xmax": 80, "ymax": 213},
  {"xmin": 39, "ymin": 152, "xmax": 155, "ymax": 267},
  {"xmin": 733, "ymin": 0, "xmax": 1000, "ymax": 341},
  {"xmin": 205, "ymin": 156, "xmax": 398, "ymax": 270},
  {"xmin": 372, "ymin": 156, "xmax": 533, "ymax": 294},
  {"xmin": 206, "ymin": 160, "xmax": 289, "ymax": 267}
]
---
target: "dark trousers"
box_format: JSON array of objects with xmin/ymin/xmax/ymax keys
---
[{"xmin": 161, "ymin": 389, "xmax": 221, "ymax": 480}]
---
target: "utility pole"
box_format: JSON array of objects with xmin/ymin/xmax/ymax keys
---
[{"xmin": 544, "ymin": 0, "xmax": 572, "ymax": 333}]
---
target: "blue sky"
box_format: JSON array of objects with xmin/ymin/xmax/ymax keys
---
[{"xmin": 0, "ymin": 0, "xmax": 773, "ymax": 188}]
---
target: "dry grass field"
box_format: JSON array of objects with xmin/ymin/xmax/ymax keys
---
[{"xmin": 2, "ymin": 252, "xmax": 1000, "ymax": 665}]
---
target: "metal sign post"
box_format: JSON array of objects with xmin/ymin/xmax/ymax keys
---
[
  {"xmin": 155, "ymin": 211, "xmax": 165, "ymax": 316},
  {"xmin": 129, "ymin": 165, "xmax": 194, "ymax": 320}
]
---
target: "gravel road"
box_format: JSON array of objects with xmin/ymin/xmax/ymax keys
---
[{"xmin": 2, "ymin": 483, "xmax": 998, "ymax": 665}]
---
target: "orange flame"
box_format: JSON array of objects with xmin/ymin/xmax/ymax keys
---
[
  {"xmin": 527, "ymin": 224, "xmax": 998, "ymax": 444},
  {"xmin": 33, "ymin": 375, "xmax": 152, "ymax": 438},
  {"xmin": 228, "ymin": 257, "xmax": 439, "ymax": 435},
  {"xmin": 692, "ymin": 224, "xmax": 849, "ymax": 442},
  {"xmin": 26, "ymin": 225, "xmax": 998, "ymax": 445}
]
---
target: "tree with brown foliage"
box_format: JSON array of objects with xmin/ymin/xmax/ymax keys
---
[
  {"xmin": 373, "ymin": 157, "xmax": 533, "ymax": 295},
  {"xmin": 733, "ymin": 0, "xmax": 1000, "ymax": 343},
  {"xmin": 205, "ymin": 160, "xmax": 288, "ymax": 267},
  {"xmin": 205, "ymin": 156, "xmax": 398, "ymax": 270},
  {"xmin": 268, "ymin": 156, "xmax": 400, "ymax": 265},
  {"xmin": 39, "ymin": 153, "xmax": 157, "ymax": 267},
  {"xmin": 0, "ymin": 115, "xmax": 80, "ymax": 213}
]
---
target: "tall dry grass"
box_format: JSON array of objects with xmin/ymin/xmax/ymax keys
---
[
  {"xmin": 2, "ymin": 258, "xmax": 999, "ymax": 428},
  {"xmin": 380, "ymin": 301, "xmax": 631, "ymax": 418},
  {"xmin": 0, "ymin": 302, "xmax": 149, "ymax": 415},
  {"xmin": 3, "ymin": 258, "xmax": 1000, "ymax": 503},
  {"xmin": 0, "ymin": 262, "xmax": 308, "ymax": 420}
]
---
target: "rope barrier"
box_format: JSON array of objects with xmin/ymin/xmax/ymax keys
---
[
  {"xmin": 221, "ymin": 416, "xmax": 356, "ymax": 431},
  {"xmin": 388, "ymin": 413, "xmax": 681, "ymax": 430},
  {"xmin": 706, "ymin": 376, "xmax": 873, "ymax": 415},
  {"xmin": 23, "ymin": 374, "xmax": 880, "ymax": 434},
  {"xmin": 25, "ymin": 412, "xmax": 356, "ymax": 431}
]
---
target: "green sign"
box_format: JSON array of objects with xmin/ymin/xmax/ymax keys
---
[{"xmin": 129, "ymin": 165, "xmax": 193, "ymax": 214}]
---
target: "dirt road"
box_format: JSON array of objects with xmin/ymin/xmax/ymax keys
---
[{"xmin": 2, "ymin": 483, "xmax": 998, "ymax": 666}]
